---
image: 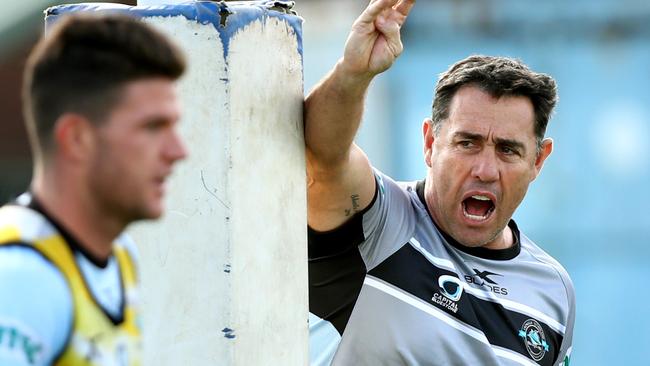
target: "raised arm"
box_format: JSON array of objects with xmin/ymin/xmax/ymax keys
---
[{"xmin": 305, "ymin": 0, "xmax": 415, "ymax": 231}]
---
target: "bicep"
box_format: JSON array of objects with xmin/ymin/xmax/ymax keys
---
[
  {"xmin": 0, "ymin": 247, "xmax": 72, "ymax": 366},
  {"xmin": 307, "ymin": 143, "xmax": 376, "ymax": 232}
]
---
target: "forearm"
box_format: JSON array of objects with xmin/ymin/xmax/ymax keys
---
[
  {"xmin": 305, "ymin": 60, "xmax": 374, "ymax": 167},
  {"xmin": 304, "ymin": 0, "xmax": 414, "ymax": 231},
  {"xmin": 304, "ymin": 60, "xmax": 377, "ymax": 231}
]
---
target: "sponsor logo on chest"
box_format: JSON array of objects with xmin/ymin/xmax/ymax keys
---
[
  {"xmin": 464, "ymin": 268, "xmax": 509, "ymax": 295},
  {"xmin": 431, "ymin": 275, "xmax": 463, "ymax": 313}
]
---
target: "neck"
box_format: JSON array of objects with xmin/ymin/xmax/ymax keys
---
[
  {"xmin": 31, "ymin": 167, "xmax": 124, "ymax": 262},
  {"xmin": 482, "ymin": 225, "xmax": 513, "ymax": 250}
]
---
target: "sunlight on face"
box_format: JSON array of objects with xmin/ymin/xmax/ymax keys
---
[
  {"xmin": 424, "ymin": 86, "xmax": 550, "ymax": 249},
  {"xmin": 88, "ymin": 78, "xmax": 187, "ymax": 224}
]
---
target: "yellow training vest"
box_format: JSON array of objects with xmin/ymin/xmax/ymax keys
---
[{"xmin": 0, "ymin": 202, "xmax": 142, "ymax": 366}]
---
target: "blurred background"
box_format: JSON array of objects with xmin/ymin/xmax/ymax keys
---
[{"xmin": 1, "ymin": 0, "xmax": 649, "ymax": 364}]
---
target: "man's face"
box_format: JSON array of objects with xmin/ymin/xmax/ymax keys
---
[
  {"xmin": 88, "ymin": 78, "xmax": 187, "ymax": 223},
  {"xmin": 423, "ymin": 85, "xmax": 552, "ymax": 249}
]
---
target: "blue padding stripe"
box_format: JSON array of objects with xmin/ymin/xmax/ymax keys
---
[{"xmin": 44, "ymin": 1, "xmax": 303, "ymax": 57}]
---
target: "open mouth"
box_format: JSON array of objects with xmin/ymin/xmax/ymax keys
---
[{"xmin": 462, "ymin": 195, "xmax": 495, "ymax": 221}]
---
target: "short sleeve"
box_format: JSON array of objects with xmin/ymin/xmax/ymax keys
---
[
  {"xmin": 555, "ymin": 268, "xmax": 576, "ymax": 365},
  {"xmin": 357, "ymin": 169, "xmax": 416, "ymax": 270},
  {"xmin": 0, "ymin": 245, "xmax": 73, "ymax": 366}
]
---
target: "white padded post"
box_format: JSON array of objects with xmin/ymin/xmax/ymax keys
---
[{"xmin": 128, "ymin": 3, "xmax": 307, "ymax": 365}]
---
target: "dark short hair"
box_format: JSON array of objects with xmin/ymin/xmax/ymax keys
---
[
  {"xmin": 431, "ymin": 55, "xmax": 557, "ymax": 153},
  {"xmin": 22, "ymin": 14, "xmax": 186, "ymax": 159}
]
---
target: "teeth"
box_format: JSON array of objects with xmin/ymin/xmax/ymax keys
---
[
  {"xmin": 462, "ymin": 200, "xmax": 495, "ymax": 222},
  {"xmin": 463, "ymin": 211, "xmax": 488, "ymax": 221},
  {"xmin": 471, "ymin": 195, "xmax": 491, "ymax": 201}
]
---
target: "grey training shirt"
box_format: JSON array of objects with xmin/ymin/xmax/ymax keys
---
[{"xmin": 308, "ymin": 170, "xmax": 575, "ymax": 366}]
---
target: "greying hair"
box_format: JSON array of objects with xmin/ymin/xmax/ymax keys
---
[{"xmin": 431, "ymin": 55, "xmax": 557, "ymax": 153}]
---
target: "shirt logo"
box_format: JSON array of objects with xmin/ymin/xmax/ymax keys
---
[
  {"xmin": 518, "ymin": 319, "xmax": 549, "ymax": 361},
  {"xmin": 438, "ymin": 275, "xmax": 464, "ymax": 301},
  {"xmin": 464, "ymin": 268, "xmax": 509, "ymax": 295},
  {"xmin": 471, "ymin": 269, "xmax": 501, "ymax": 284},
  {"xmin": 0, "ymin": 323, "xmax": 44, "ymax": 365},
  {"xmin": 431, "ymin": 275, "xmax": 463, "ymax": 313}
]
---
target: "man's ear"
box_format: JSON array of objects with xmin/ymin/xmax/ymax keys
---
[
  {"xmin": 53, "ymin": 113, "xmax": 95, "ymax": 163},
  {"xmin": 532, "ymin": 138, "xmax": 553, "ymax": 180},
  {"xmin": 423, "ymin": 118, "xmax": 435, "ymax": 168}
]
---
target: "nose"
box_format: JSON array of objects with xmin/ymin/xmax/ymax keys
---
[
  {"xmin": 164, "ymin": 130, "xmax": 188, "ymax": 163},
  {"xmin": 472, "ymin": 151, "xmax": 499, "ymax": 183}
]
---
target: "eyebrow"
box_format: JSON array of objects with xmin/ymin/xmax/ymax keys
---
[{"xmin": 453, "ymin": 131, "xmax": 526, "ymax": 152}]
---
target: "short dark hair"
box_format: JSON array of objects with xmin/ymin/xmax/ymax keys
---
[
  {"xmin": 431, "ymin": 55, "xmax": 557, "ymax": 153},
  {"xmin": 22, "ymin": 14, "xmax": 186, "ymax": 159}
]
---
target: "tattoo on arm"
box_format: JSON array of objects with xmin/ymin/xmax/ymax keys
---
[{"xmin": 345, "ymin": 194, "xmax": 361, "ymax": 217}]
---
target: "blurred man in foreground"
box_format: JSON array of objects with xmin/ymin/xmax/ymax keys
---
[
  {"xmin": 306, "ymin": 0, "xmax": 575, "ymax": 365},
  {"xmin": 0, "ymin": 14, "xmax": 187, "ymax": 365}
]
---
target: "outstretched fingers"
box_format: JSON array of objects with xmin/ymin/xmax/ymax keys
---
[
  {"xmin": 385, "ymin": 0, "xmax": 415, "ymax": 28},
  {"xmin": 359, "ymin": 0, "xmax": 401, "ymax": 25},
  {"xmin": 344, "ymin": 0, "xmax": 413, "ymax": 76},
  {"xmin": 395, "ymin": 0, "xmax": 416, "ymax": 18}
]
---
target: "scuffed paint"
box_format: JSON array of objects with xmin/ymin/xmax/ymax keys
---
[{"xmin": 44, "ymin": 1, "xmax": 303, "ymax": 57}]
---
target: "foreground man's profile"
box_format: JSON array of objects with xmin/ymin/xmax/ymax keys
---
[{"xmin": 0, "ymin": 14, "xmax": 187, "ymax": 365}]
